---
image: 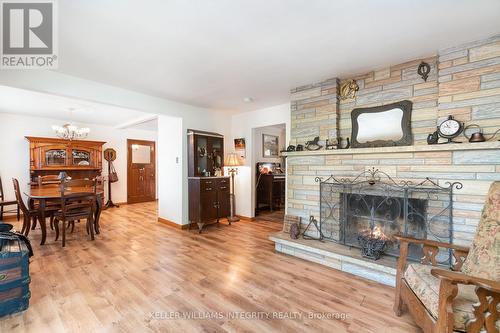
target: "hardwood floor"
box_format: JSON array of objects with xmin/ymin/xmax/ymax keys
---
[
  {"xmin": 1, "ymin": 202, "xmax": 420, "ymax": 333},
  {"xmin": 255, "ymin": 209, "xmax": 285, "ymax": 223}
]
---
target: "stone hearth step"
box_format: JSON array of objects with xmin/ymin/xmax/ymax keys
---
[{"xmin": 270, "ymin": 232, "xmax": 399, "ymax": 286}]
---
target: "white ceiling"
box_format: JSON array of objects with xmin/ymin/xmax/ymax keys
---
[
  {"xmin": 0, "ymin": 86, "xmax": 156, "ymax": 130},
  {"xmin": 126, "ymin": 118, "xmax": 159, "ymax": 131},
  {"xmin": 55, "ymin": 1, "xmax": 500, "ymax": 111}
]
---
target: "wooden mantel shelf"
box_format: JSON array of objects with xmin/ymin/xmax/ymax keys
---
[{"xmin": 281, "ymin": 141, "xmax": 500, "ymax": 157}]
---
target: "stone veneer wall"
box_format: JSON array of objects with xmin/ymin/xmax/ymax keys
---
[
  {"xmin": 290, "ymin": 78, "xmax": 339, "ymax": 145},
  {"xmin": 438, "ymin": 35, "xmax": 500, "ymax": 134},
  {"xmin": 338, "ymin": 56, "xmax": 438, "ymax": 145},
  {"xmin": 287, "ymin": 35, "xmax": 500, "ymax": 246}
]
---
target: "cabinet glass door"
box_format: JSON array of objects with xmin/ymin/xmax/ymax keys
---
[
  {"xmin": 45, "ymin": 149, "xmax": 67, "ymax": 166},
  {"xmin": 210, "ymin": 138, "xmax": 223, "ymax": 171},
  {"xmin": 72, "ymin": 150, "xmax": 91, "ymax": 166},
  {"xmin": 196, "ymin": 136, "xmax": 208, "ymax": 175}
]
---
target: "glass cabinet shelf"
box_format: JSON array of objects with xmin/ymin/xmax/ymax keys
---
[
  {"xmin": 188, "ymin": 130, "xmax": 224, "ymax": 177},
  {"xmin": 45, "ymin": 149, "xmax": 66, "ymax": 166},
  {"xmin": 72, "ymin": 150, "xmax": 91, "ymax": 166}
]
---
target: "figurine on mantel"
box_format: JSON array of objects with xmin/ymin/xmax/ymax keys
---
[
  {"xmin": 326, "ymin": 137, "xmax": 350, "ymax": 149},
  {"xmin": 337, "ymin": 137, "xmax": 350, "ymax": 149},
  {"xmin": 305, "ymin": 136, "xmax": 323, "ymax": 151},
  {"xmin": 286, "ymin": 137, "xmax": 351, "ymax": 152},
  {"xmin": 325, "ymin": 138, "xmax": 337, "ymax": 150}
]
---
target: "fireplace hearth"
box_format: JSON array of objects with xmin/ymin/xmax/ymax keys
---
[{"xmin": 316, "ymin": 168, "xmax": 462, "ymax": 262}]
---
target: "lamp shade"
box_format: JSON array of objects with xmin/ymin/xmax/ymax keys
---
[
  {"xmin": 57, "ymin": 171, "xmax": 68, "ymax": 180},
  {"xmin": 224, "ymin": 153, "xmax": 241, "ymax": 167}
]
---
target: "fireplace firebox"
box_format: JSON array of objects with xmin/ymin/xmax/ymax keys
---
[{"xmin": 316, "ymin": 168, "xmax": 462, "ymax": 262}]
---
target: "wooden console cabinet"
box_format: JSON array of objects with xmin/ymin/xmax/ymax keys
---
[
  {"xmin": 187, "ymin": 130, "xmax": 230, "ymax": 232},
  {"xmin": 188, "ymin": 177, "xmax": 230, "ymax": 232},
  {"xmin": 25, "ymin": 137, "xmax": 106, "ymax": 182}
]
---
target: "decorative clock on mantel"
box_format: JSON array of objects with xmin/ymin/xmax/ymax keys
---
[{"xmin": 437, "ymin": 115, "xmax": 464, "ymax": 144}]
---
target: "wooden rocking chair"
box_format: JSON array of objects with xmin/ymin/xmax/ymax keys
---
[{"xmin": 394, "ymin": 181, "xmax": 499, "ymax": 333}]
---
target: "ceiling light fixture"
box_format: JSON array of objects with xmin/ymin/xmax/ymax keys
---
[
  {"xmin": 52, "ymin": 123, "xmax": 90, "ymax": 141},
  {"xmin": 52, "ymin": 108, "xmax": 90, "ymax": 140},
  {"xmin": 243, "ymin": 97, "xmax": 254, "ymax": 103}
]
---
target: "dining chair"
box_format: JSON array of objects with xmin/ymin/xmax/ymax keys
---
[
  {"xmin": 0, "ymin": 175, "xmax": 20, "ymax": 221},
  {"xmin": 12, "ymin": 178, "xmax": 39, "ymax": 236},
  {"xmin": 37, "ymin": 175, "xmax": 61, "ymax": 186},
  {"xmin": 53, "ymin": 179, "xmax": 97, "ymax": 247},
  {"xmin": 31, "ymin": 175, "xmax": 62, "ymax": 231}
]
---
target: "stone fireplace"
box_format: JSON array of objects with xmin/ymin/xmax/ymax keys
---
[
  {"xmin": 271, "ymin": 142, "xmax": 500, "ymax": 286},
  {"xmin": 270, "ymin": 35, "xmax": 500, "ymax": 286}
]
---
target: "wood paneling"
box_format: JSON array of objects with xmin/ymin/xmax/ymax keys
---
[{"xmin": 1, "ymin": 202, "xmax": 420, "ymax": 333}]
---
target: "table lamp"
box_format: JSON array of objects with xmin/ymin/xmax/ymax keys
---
[
  {"xmin": 224, "ymin": 153, "xmax": 241, "ymax": 222},
  {"xmin": 57, "ymin": 171, "xmax": 68, "ymax": 180}
]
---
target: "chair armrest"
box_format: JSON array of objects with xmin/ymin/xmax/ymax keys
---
[
  {"xmin": 431, "ymin": 268, "xmax": 500, "ymax": 333},
  {"xmin": 394, "ymin": 235, "xmax": 469, "ymax": 270},
  {"xmin": 394, "ymin": 235, "xmax": 472, "ymax": 317},
  {"xmin": 431, "ymin": 268, "xmax": 500, "ymax": 293},
  {"xmin": 394, "ymin": 235, "xmax": 469, "ymax": 253}
]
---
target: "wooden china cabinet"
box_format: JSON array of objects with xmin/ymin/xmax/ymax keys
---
[
  {"xmin": 187, "ymin": 130, "xmax": 230, "ymax": 233},
  {"xmin": 187, "ymin": 130, "xmax": 224, "ymax": 177},
  {"xmin": 25, "ymin": 136, "xmax": 106, "ymax": 183}
]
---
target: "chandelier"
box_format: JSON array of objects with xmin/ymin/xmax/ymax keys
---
[{"xmin": 52, "ymin": 123, "xmax": 90, "ymax": 140}]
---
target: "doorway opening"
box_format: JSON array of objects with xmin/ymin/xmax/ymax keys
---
[
  {"xmin": 127, "ymin": 139, "xmax": 156, "ymax": 204},
  {"xmin": 253, "ymin": 123, "xmax": 286, "ymax": 223}
]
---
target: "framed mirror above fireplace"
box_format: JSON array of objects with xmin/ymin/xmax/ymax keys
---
[{"xmin": 351, "ymin": 100, "xmax": 413, "ymax": 148}]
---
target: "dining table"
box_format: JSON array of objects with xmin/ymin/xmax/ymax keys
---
[{"xmin": 24, "ymin": 185, "xmax": 104, "ymax": 245}]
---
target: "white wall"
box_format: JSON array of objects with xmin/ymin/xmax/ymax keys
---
[
  {"xmin": 0, "ymin": 113, "xmax": 157, "ymax": 205},
  {"xmin": 0, "ymin": 113, "xmax": 156, "ymax": 203},
  {"xmin": 230, "ymin": 103, "xmax": 290, "ymax": 218},
  {"xmin": 157, "ymin": 115, "xmax": 183, "ymax": 223}
]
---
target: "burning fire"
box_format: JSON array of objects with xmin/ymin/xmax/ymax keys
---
[{"xmin": 361, "ymin": 226, "xmax": 388, "ymax": 240}]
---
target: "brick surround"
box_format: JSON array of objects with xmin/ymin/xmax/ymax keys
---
[{"xmin": 285, "ymin": 35, "xmax": 500, "ymax": 247}]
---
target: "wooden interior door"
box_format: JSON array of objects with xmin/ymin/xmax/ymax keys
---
[{"xmin": 127, "ymin": 139, "xmax": 156, "ymax": 204}]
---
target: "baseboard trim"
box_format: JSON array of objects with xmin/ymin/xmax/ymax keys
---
[
  {"xmin": 158, "ymin": 217, "xmax": 191, "ymax": 229},
  {"xmin": 236, "ymin": 215, "xmax": 255, "ymax": 221}
]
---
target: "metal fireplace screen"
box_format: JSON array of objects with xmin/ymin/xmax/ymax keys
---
[{"xmin": 316, "ymin": 168, "xmax": 462, "ymax": 263}]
